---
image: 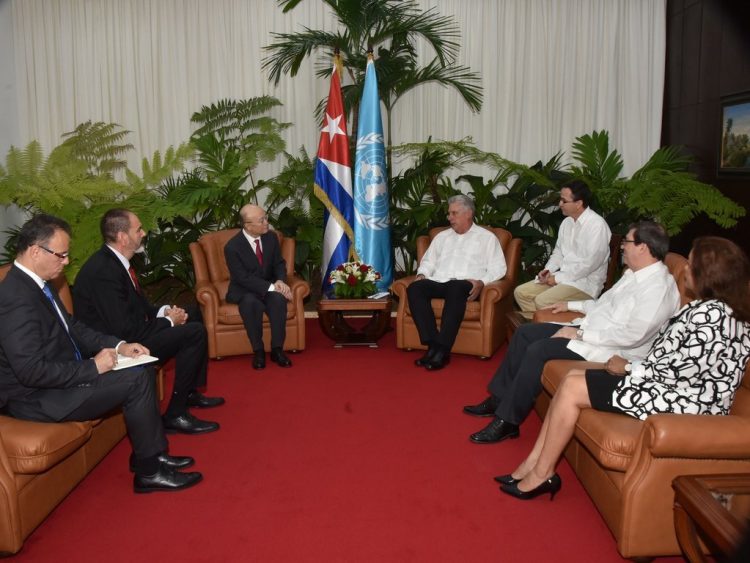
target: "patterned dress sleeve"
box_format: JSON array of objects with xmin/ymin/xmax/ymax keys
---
[{"xmin": 612, "ymin": 300, "xmax": 750, "ymax": 419}]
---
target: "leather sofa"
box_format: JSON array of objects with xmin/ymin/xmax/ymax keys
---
[
  {"xmin": 0, "ymin": 266, "xmax": 126, "ymax": 555},
  {"xmin": 189, "ymin": 229, "xmax": 311, "ymax": 359},
  {"xmin": 391, "ymin": 226, "xmax": 522, "ymax": 358},
  {"xmin": 532, "ymin": 253, "xmax": 750, "ymax": 558}
]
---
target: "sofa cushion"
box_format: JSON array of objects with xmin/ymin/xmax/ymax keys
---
[
  {"xmin": 574, "ymin": 409, "xmax": 644, "ymax": 472},
  {"xmin": 0, "ymin": 416, "xmax": 92, "ymax": 475},
  {"xmin": 542, "ymin": 359, "xmax": 643, "ymax": 472}
]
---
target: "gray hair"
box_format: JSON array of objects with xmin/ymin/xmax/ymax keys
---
[{"xmin": 448, "ymin": 194, "xmax": 475, "ymax": 216}]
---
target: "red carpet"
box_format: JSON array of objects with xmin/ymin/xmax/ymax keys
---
[{"xmin": 13, "ymin": 321, "xmax": 683, "ymax": 561}]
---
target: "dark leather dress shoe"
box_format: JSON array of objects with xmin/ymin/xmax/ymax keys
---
[
  {"xmin": 163, "ymin": 412, "xmax": 220, "ymax": 435},
  {"xmin": 133, "ymin": 465, "xmax": 203, "ymax": 494},
  {"xmin": 469, "ymin": 417, "xmax": 519, "ymax": 444},
  {"xmin": 463, "ymin": 396, "xmax": 499, "ymax": 417},
  {"xmin": 129, "ymin": 452, "xmax": 195, "ymax": 472},
  {"xmin": 252, "ymin": 351, "xmax": 266, "ymax": 370},
  {"xmin": 187, "ymin": 391, "xmax": 225, "ymax": 409},
  {"xmin": 270, "ymin": 348, "xmax": 292, "ymax": 368},
  {"xmin": 414, "ymin": 348, "xmax": 437, "ymax": 367},
  {"xmin": 424, "ymin": 350, "xmax": 450, "ymax": 371}
]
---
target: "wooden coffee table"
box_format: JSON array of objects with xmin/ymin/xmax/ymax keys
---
[
  {"xmin": 672, "ymin": 473, "xmax": 750, "ymax": 562},
  {"xmin": 316, "ymin": 296, "xmax": 392, "ymax": 347}
]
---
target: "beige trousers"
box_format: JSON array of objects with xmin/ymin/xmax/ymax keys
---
[{"xmin": 513, "ymin": 281, "xmax": 592, "ymax": 318}]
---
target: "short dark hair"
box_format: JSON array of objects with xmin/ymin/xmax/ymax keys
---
[
  {"xmin": 101, "ymin": 208, "xmax": 133, "ymax": 243},
  {"xmin": 690, "ymin": 236, "xmax": 750, "ymax": 322},
  {"xmin": 563, "ymin": 180, "xmax": 591, "ymax": 208},
  {"xmin": 630, "ymin": 221, "xmax": 669, "ymax": 261},
  {"xmin": 16, "ymin": 214, "xmax": 71, "ymax": 254}
]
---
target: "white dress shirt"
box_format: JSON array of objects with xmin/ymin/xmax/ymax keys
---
[
  {"xmin": 566, "ymin": 260, "xmax": 680, "ymax": 362},
  {"xmin": 417, "ymin": 224, "xmax": 507, "ymax": 284},
  {"xmin": 545, "ymin": 207, "xmax": 611, "ymax": 298}
]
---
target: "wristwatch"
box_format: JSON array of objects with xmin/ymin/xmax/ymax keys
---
[{"xmin": 576, "ymin": 329, "xmax": 584, "ymax": 340}]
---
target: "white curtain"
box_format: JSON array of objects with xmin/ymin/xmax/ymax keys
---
[{"xmin": 11, "ymin": 0, "xmax": 665, "ymax": 180}]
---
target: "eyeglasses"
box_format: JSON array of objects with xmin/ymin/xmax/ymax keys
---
[
  {"xmin": 620, "ymin": 239, "xmax": 637, "ymax": 246},
  {"xmin": 245, "ymin": 217, "xmax": 269, "ymax": 224},
  {"xmin": 38, "ymin": 245, "xmax": 70, "ymax": 260},
  {"xmin": 559, "ymin": 198, "xmax": 575, "ymax": 204}
]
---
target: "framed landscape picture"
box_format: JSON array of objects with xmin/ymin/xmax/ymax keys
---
[{"xmin": 719, "ymin": 92, "xmax": 750, "ymax": 175}]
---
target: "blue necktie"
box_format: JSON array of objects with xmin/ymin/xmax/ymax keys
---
[{"xmin": 42, "ymin": 283, "xmax": 82, "ymax": 361}]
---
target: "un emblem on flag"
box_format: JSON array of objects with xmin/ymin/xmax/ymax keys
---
[{"xmin": 355, "ymin": 134, "xmax": 389, "ymax": 230}]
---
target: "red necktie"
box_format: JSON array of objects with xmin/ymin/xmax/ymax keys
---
[
  {"xmin": 254, "ymin": 239, "xmax": 264, "ymax": 266},
  {"xmin": 128, "ymin": 266, "xmax": 142, "ymax": 294}
]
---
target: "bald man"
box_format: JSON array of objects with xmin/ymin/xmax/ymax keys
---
[{"xmin": 224, "ymin": 205, "xmax": 293, "ymax": 370}]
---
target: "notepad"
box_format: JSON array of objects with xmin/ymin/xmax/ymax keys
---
[{"xmin": 112, "ymin": 354, "xmax": 159, "ymax": 371}]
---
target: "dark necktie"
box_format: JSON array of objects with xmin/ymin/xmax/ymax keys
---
[
  {"xmin": 128, "ymin": 266, "xmax": 142, "ymax": 294},
  {"xmin": 254, "ymin": 239, "xmax": 264, "ymax": 266},
  {"xmin": 42, "ymin": 282, "xmax": 82, "ymax": 360}
]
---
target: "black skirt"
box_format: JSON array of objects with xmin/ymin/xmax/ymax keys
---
[{"xmin": 585, "ymin": 369, "xmax": 627, "ymax": 415}]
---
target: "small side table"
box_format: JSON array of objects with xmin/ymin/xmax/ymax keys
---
[
  {"xmin": 317, "ymin": 296, "xmax": 392, "ymax": 347},
  {"xmin": 672, "ymin": 473, "xmax": 750, "ymax": 562}
]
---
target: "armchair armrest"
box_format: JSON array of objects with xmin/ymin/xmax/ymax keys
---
[
  {"xmin": 480, "ymin": 278, "xmax": 509, "ymax": 305},
  {"xmin": 642, "ymin": 414, "xmax": 750, "ymax": 459},
  {"xmin": 288, "ymin": 275, "xmax": 311, "ymax": 300},
  {"xmin": 391, "ymin": 275, "xmax": 417, "ymax": 300},
  {"xmin": 533, "ymin": 310, "xmax": 584, "ymax": 323},
  {"xmin": 194, "ymin": 281, "xmax": 220, "ymax": 310}
]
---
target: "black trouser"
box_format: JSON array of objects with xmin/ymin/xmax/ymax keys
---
[
  {"xmin": 488, "ymin": 322, "xmax": 584, "ymax": 425},
  {"xmin": 141, "ymin": 306, "xmax": 208, "ymax": 418},
  {"xmin": 406, "ymin": 278, "xmax": 473, "ymax": 352},
  {"xmin": 7, "ymin": 367, "xmax": 167, "ymax": 475},
  {"xmin": 236, "ymin": 291, "xmax": 287, "ymax": 352}
]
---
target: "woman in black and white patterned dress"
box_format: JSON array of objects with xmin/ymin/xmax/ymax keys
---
[{"xmin": 498, "ymin": 236, "xmax": 750, "ymax": 500}]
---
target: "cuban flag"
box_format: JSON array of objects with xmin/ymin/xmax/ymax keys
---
[
  {"xmin": 354, "ymin": 55, "xmax": 392, "ymax": 291},
  {"xmin": 314, "ymin": 61, "xmax": 356, "ymax": 293}
]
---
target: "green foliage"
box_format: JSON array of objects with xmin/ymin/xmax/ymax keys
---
[
  {"xmin": 0, "ymin": 124, "xmax": 193, "ymax": 280},
  {"xmin": 61, "ymin": 121, "xmax": 134, "ymax": 176},
  {"xmin": 569, "ymin": 131, "xmax": 745, "ymax": 235},
  {"xmin": 263, "ymin": 0, "xmax": 483, "ymax": 176}
]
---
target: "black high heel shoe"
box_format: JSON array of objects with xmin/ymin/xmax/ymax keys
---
[
  {"xmin": 493, "ymin": 474, "xmax": 519, "ymax": 485},
  {"xmin": 499, "ymin": 473, "xmax": 562, "ymax": 500}
]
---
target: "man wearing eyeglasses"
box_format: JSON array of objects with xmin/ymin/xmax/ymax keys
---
[
  {"xmin": 224, "ymin": 204, "xmax": 293, "ymax": 370},
  {"xmin": 73, "ymin": 209, "xmax": 223, "ymax": 435},
  {"xmin": 0, "ymin": 214, "xmax": 202, "ymax": 492},
  {"xmin": 464, "ymin": 221, "xmax": 680, "ymax": 444},
  {"xmin": 514, "ymin": 180, "xmax": 611, "ymax": 318}
]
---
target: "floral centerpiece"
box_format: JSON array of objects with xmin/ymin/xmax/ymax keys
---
[{"xmin": 329, "ymin": 261, "xmax": 382, "ymax": 298}]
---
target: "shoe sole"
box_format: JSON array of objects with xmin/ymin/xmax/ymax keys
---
[
  {"xmin": 462, "ymin": 409, "xmax": 496, "ymax": 418},
  {"xmin": 134, "ymin": 474, "xmax": 203, "ymax": 494},
  {"xmin": 187, "ymin": 401, "xmax": 226, "ymax": 409},
  {"xmin": 164, "ymin": 425, "xmax": 220, "ymax": 435},
  {"xmin": 469, "ymin": 432, "xmax": 520, "ymax": 444}
]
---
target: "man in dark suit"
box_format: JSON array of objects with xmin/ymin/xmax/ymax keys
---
[
  {"xmin": 73, "ymin": 209, "xmax": 222, "ymax": 435},
  {"xmin": 0, "ymin": 214, "xmax": 201, "ymax": 492},
  {"xmin": 225, "ymin": 204, "xmax": 293, "ymax": 370}
]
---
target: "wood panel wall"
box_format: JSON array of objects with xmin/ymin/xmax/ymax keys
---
[{"xmin": 662, "ymin": 0, "xmax": 750, "ymax": 255}]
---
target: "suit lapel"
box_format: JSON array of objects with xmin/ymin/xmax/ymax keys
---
[{"xmin": 10, "ymin": 267, "xmax": 69, "ymax": 333}]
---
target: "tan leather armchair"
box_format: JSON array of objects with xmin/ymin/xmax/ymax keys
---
[
  {"xmin": 189, "ymin": 229, "xmax": 311, "ymax": 358},
  {"xmin": 530, "ymin": 252, "xmax": 750, "ymax": 558},
  {"xmin": 391, "ymin": 226, "xmax": 522, "ymax": 358}
]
